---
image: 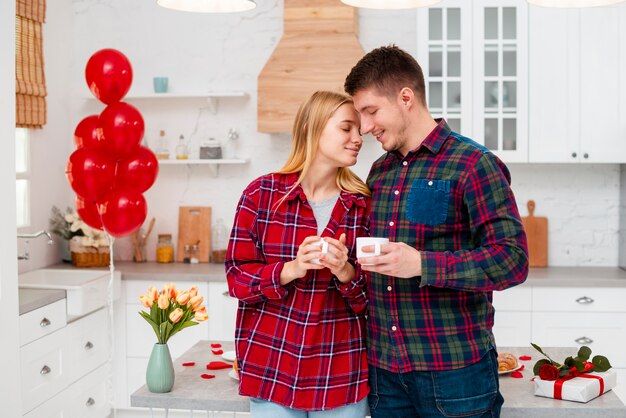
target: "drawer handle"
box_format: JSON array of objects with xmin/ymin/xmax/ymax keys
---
[
  {"xmin": 40, "ymin": 317, "xmax": 51, "ymax": 327},
  {"xmin": 84, "ymin": 341, "xmax": 94, "ymax": 350},
  {"xmin": 40, "ymin": 365, "xmax": 51, "ymax": 375},
  {"xmin": 575, "ymin": 336, "xmax": 594, "ymax": 345},
  {"xmin": 86, "ymin": 397, "xmax": 95, "ymax": 407},
  {"xmin": 575, "ymin": 296, "xmax": 594, "ymax": 304}
]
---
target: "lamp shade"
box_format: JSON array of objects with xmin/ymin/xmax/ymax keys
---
[
  {"xmin": 527, "ymin": 0, "xmax": 624, "ymax": 7},
  {"xmin": 340, "ymin": 0, "xmax": 441, "ymax": 9},
  {"xmin": 157, "ymin": 0, "xmax": 256, "ymax": 13}
]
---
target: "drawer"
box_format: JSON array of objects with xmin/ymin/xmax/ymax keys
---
[
  {"xmin": 531, "ymin": 312, "xmax": 626, "ymax": 367},
  {"xmin": 20, "ymin": 327, "xmax": 68, "ymax": 414},
  {"xmin": 19, "ymin": 299, "xmax": 66, "ymax": 347},
  {"xmin": 22, "ymin": 392, "xmax": 64, "ymax": 418},
  {"xmin": 64, "ymin": 364, "xmax": 111, "ymax": 418},
  {"xmin": 493, "ymin": 311, "xmax": 532, "ymax": 347},
  {"xmin": 533, "ymin": 287, "xmax": 626, "ymax": 312},
  {"xmin": 492, "ymin": 286, "xmax": 532, "ymax": 312},
  {"xmin": 66, "ymin": 308, "xmax": 110, "ymax": 383}
]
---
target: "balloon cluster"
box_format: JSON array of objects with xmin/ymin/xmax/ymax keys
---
[{"xmin": 66, "ymin": 49, "xmax": 158, "ymax": 238}]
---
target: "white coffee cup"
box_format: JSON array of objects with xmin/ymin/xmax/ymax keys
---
[
  {"xmin": 356, "ymin": 237, "xmax": 389, "ymax": 263},
  {"xmin": 310, "ymin": 239, "xmax": 329, "ymax": 265}
]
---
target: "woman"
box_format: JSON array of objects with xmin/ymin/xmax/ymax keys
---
[{"xmin": 226, "ymin": 91, "xmax": 370, "ymax": 418}]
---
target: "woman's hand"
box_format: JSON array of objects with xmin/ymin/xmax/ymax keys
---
[
  {"xmin": 280, "ymin": 236, "xmax": 325, "ymax": 285},
  {"xmin": 319, "ymin": 233, "xmax": 355, "ymax": 284}
]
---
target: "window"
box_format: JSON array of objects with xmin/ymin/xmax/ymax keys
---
[{"xmin": 16, "ymin": 128, "xmax": 30, "ymax": 228}]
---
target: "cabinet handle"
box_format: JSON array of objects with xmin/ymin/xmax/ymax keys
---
[
  {"xmin": 575, "ymin": 336, "xmax": 593, "ymax": 345},
  {"xmin": 40, "ymin": 365, "xmax": 51, "ymax": 375},
  {"xmin": 40, "ymin": 317, "xmax": 51, "ymax": 327},
  {"xmin": 84, "ymin": 341, "xmax": 94, "ymax": 350},
  {"xmin": 222, "ymin": 290, "xmax": 229, "ymax": 297},
  {"xmin": 575, "ymin": 296, "xmax": 594, "ymax": 304},
  {"xmin": 571, "ymin": 152, "xmax": 577, "ymax": 158},
  {"xmin": 86, "ymin": 397, "xmax": 95, "ymax": 407},
  {"xmin": 583, "ymin": 153, "xmax": 589, "ymax": 159}
]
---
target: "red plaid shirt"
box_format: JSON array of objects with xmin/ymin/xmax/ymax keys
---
[{"xmin": 225, "ymin": 172, "xmax": 370, "ymax": 411}]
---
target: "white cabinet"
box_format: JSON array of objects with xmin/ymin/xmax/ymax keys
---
[
  {"xmin": 528, "ymin": 3, "xmax": 626, "ymax": 163},
  {"xmin": 417, "ymin": 0, "xmax": 528, "ymax": 162},
  {"xmin": 492, "ymin": 286, "xmax": 532, "ymax": 347},
  {"xmin": 207, "ymin": 281, "xmax": 238, "ymax": 341}
]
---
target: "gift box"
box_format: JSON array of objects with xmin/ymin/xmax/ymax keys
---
[{"xmin": 534, "ymin": 369, "xmax": 617, "ymax": 403}]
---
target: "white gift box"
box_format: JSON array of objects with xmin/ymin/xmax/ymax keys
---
[{"xmin": 534, "ymin": 369, "xmax": 617, "ymax": 403}]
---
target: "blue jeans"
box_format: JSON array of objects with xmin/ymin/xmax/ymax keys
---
[
  {"xmin": 250, "ymin": 397, "xmax": 368, "ymax": 418},
  {"xmin": 368, "ymin": 349, "xmax": 503, "ymax": 418}
]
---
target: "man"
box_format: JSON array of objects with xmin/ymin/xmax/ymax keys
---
[{"xmin": 344, "ymin": 45, "xmax": 529, "ymax": 417}]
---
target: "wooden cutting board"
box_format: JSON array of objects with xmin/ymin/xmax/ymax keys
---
[
  {"xmin": 177, "ymin": 206, "xmax": 211, "ymax": 263},
  {"xmin": 521, "ymin": 200, "xmax": 548, "ymax": 267}
]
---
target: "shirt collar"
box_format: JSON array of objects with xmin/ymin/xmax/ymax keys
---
[
  {"xmin": 282, "ymin": 172, "xmax": 367, "ymax": 208},
  {"xmin": 388, "ymin": 118, "xmax": 451, "ymax": 161}
]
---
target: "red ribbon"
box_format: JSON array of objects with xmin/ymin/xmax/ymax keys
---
[{"xmin": 553, "ymin": 363, "xmax": 605, "ymax": 400}]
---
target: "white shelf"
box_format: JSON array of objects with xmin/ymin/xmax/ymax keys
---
[
  {"xmin": 124, "ymin": 92, "xmax": 248, "ymax": 100},
  {"xmin": 158, "ymin": 158, "xmax": 248, "ymax": 165}
]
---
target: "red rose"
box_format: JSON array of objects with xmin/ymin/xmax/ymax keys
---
[{"xmin": 538, "ymin": 363, "xmax": 560, "ymax": 381}]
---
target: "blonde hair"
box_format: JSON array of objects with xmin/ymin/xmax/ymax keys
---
[{"xmin": 274, "ymin": 91, "xmax": 370, "ymax": 209}]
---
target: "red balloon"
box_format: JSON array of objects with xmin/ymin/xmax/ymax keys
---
[
  {"xmin": 66, "ymin": 147, "xmax": 116, "ymax": 202},
  {"xmin": 99, "ymin": 102, "xmax": 145, "ymax": 160},
  {"xmin": 74, "ymin": 115, "xmax": 101, "ymax": 149},
  {"xmin": 85, "ymin": 49, "xmax": 133, "ymax": 104},
  {"xmin": 75, "ymin": 195, "xmax": 103, "ymax": 230},
  {"xmin": 116, "ymin": 146, "xmax": 159, "ymax": 193},
  {"xmin": 100, "ymin": 189, "xmax": 147, "ymax": 237}
]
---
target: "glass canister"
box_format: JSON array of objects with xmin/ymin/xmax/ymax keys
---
[
  {"xmin": 156, "ymin": 234, "xmax": 175, "ymax": 263},
  {"xmin": 211, "ymin": 218, "xmax": 228, "ymax": 263}
]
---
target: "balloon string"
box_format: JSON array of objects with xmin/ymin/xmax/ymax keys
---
[{"xmin": 107, "ymin": 234, "xmax": 117, "ymax": 418}]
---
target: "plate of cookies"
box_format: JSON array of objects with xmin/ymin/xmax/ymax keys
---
[{"xmin": 497, "ymin": 352, "xmax": 521, "ymax": 375}]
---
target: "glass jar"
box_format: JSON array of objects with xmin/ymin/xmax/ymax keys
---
[
  {"xmin": 156, "ymin": 234, "xmax": 174, "ymax": 263},
  {"xmin": 211, "ymin": 218, "xmax": 228, "ymax": 263}
]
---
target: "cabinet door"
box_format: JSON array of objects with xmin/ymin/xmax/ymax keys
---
[
  {"xmin": 66, "ymin": 308, "xmax": 110, "ymax": 384},
  {"xmin": 579, "ymin": 5, "xmax": 626, "ymax": 163},
  {"xmin": 64, "ymin": 364, "xmax": 111, "ymax": 418},
  {"xmin": 493, "ymin": 311, "xmax": 531, "ymax": 347},
  {"xmin": 208, "ymin": 282, "xmax": 238, "ymax": 342},
  {"xmin": 528, "ymin": 7, "xmax": 580, "ymax": 163},
  {"xmin": 417, "ymin": 0, "xmax": 472, "ymax": 135},
  {"xmin": 473, "ymin": 0, "xmax": 528, "ymax": 162}
]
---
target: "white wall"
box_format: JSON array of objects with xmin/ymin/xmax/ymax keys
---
[{"xmin": 22, "ymin": 0, "xmax": 619, "ymax": 268}]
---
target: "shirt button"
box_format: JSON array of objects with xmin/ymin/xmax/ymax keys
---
[
  {"xmin": 391, "ymin": 325, "xmax": 397, "ymax": 331},
  {"xmin": 389, "ymin": 221, "xmax": 394, "ymax": 226},
  {"xmin": 428, "ymin": 181, "xmax": 433, "ymax": 186},
  {"xmin": 387, "ymin": 285, "xmax": 392, "ymax": 291},
  {"xmin": 394, "ymin": 190, "xmax": 399, "ymax": 195},
  {"xmin": 402, "ymin": 161, "xmax": 408, "ymax": 166}
]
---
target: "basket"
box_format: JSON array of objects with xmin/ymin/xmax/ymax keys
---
[{"xmin": 71, "ymin": 251, "xmax": 110, "ymax": 267}]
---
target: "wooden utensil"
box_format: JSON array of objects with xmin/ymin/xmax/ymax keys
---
[
  {"xmin": 177, "ymin": 207, "xmax": 211, "ymax": 263},
  {"xmin": 521, "ymin": 200, "xmax": 548, "ymax": 268}
]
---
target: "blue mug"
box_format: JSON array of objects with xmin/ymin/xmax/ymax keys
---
[{"xmin": 153, "ymin": 77, "xmax": 168, "ymax": 93}]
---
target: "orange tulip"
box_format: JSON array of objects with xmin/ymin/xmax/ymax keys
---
[
  {"xmin": 176, "ymin": 291, "xmax": 191, "ymax": 305},
  {"xmin": 169, "ymin": 308, "xmax": 183, "ymax": 323},
  {"xmin": 188, "ymin": 285, "xmax": 198, "ymax": 297},
  {"xmin": 194, "ymin": 309, "xmax": 208, "ymax": 322},
  {"xmin": 139, "ymin": 295, "xmax": 153, "ymax": 308},
  {"xmin": 189, "ymin": 295, "xmax": 204, "ymax": 311},
  {"xmin": 148, "ymin": 286, "xmax": 159, "ymax": 301},
  {"xmin": 158, "ymin": 293, "xmax": 170, "ymax": 309},
  {"xmin": 163, "ymin": 282, "xmax": 177, "ymax": 299}
]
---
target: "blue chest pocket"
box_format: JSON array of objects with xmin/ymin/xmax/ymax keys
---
[{"xmin": 406, "ymin": 179, "xmax": 450, "ymax": 225}]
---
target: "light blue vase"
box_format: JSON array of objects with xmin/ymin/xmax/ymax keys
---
[{"xmin": 146, "ymin": 343, "xmax": 175, "ymax": 393}]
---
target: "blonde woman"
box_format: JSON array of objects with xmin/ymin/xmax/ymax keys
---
[{"xmin": 226, "ymin": 91, "xmax": 370, "ymax": 418}]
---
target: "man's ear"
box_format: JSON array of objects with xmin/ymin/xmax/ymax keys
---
[{"xmin": 398, "ymin": 87, "xmax": 415, "ymax": 108}]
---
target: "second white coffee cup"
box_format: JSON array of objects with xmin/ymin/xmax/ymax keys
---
[
  {"xmin": 310, "ymin": 239, "xmax": 329, "ymax": 265},
  {"xmin": 356, "ymin": 237, "xmax": 389, "ymax": 262}
]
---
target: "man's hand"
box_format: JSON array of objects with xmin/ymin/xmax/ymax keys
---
[{"xmin": 358, "ymin": 241, "xmax": 422, "ymax": 278}]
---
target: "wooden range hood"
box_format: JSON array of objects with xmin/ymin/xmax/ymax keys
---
[{"xmin": 258, "ymin": 0, "xmax": 365, "ymax": 133}]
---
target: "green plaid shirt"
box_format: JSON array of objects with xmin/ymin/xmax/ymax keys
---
[{"xmin": 366, "ymin": 119, "xmax": 528, "ymax": 372}]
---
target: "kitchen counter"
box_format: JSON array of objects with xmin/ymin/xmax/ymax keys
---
[
  {"xmin": 46, "ymin": 262, "xmax": 626, "ymax": 287},
  {"xmin": 131, "ymin": 342, "xmax": 625, "ymax": 417},
  {"xmin": 18, "ymin": 288, "xmax": 65, "ymax": 315}
]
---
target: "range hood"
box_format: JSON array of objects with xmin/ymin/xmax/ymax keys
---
[{"xmin": 258, "ymin": 0, "xmax": 364, "ymax": 133}]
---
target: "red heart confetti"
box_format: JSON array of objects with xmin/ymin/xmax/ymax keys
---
[
  {"xmin": 211, "ymin": 343, "xmax": 222, "ymax": 348},
  {"xmin": 511, "ymin": 371, "xmax": 523, "ymax": 378},
  {"xmin": 519, "ymin": 364, "xmax": 525, "ymax": 371},
  {"xmin": 206, "ymin": 361, "xmax": 233, "ymax": 370},
  {"xmin": 182, "ymin": 362, "xmax": 196, "ymax": 367},
  {"xmin": 519, "ymin": 355, "xmax": 531, "ymax": 361},
  {"xmin": 200, "ymin": 373, "xmax": 216, "ymax": 379},
  {"xmin": 211, "ymin": 349, "xmax": 224, "ymax": 355}
]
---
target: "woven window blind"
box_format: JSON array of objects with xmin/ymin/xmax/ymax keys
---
[{"xmin": 16, "ymin": 0, "xmax": 47, "ymax": 128}]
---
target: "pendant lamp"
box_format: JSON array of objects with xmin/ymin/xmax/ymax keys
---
[
  {"xmin": 340, "ymin": 0, "xmax": 441, "ymax": 9},
  {"xmin": 527, "ymin": 0, "xmax": 624, "ymax": 7},
  {"xmin": 157, "ymin": 0, "xmax": 256, "ymax": 13}
]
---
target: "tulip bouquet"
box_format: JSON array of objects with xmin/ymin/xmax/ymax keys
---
[{"xmin": 139, "ymin": 282, "xmax": 209, "ymax": 344}]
